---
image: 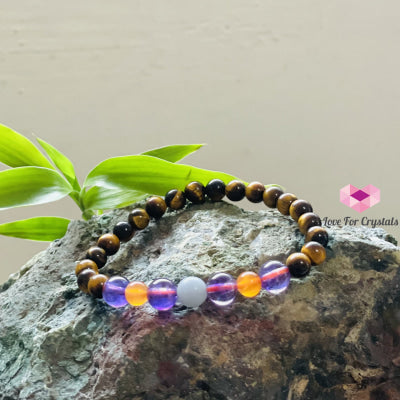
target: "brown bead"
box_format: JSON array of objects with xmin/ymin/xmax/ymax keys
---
[
  {"xmin": 77, "ymin": 269, "xmax": 97, "ymax": 293},
  {"xmin": 145, "ymin": 196, "xmax": 167, "ymax": 219},
  {"xmin": 289, "ymin": 199, "xmax": 313, "ymax": 221},
  {"xmin": 245, "ymin": 181, "xmax": 265, "ymax": 203},
  {"xmin": 97, "ymin": 233, "xmax": 120, "ymax": 256},
  {"xmin": 225, "ymin": 180, "xmax": 246, "ymax": 201},
  {"xmin": 86, "ymin": 246, "xmax": 107, "ymax": 268},
  {"xmin": 301, "ymin": 241, "xmax": 326, "ymax": 265},
  {"xmin": 128, "ymin": 208, "xmax": 150, "ymax": 230},
  {"xmin": 165, "ymin": 189, "xmax": 186, "ymax": 210},
  {"xmin": 286, "ymin": 252, "xmax": 312, "ymax": 277},
  {"xmin": 263, "ymin": 186, "xmax": 284, "ymax": 208},
  {"xmin": 184, "ymin": 181, "xmax": 205, "ymax": 204},
  {"xmin": 75, "ymin": 259, "xmax": 99, "ymax": 276},
  {"xmin": 305, "ymin": 226, "xmax": 329, "ymax": 247},
  {"xmin": 298, "ymin": 212, "xmax": 322, "ymax": 235},
  {"xmin": 205, "ymin": 179, "xmax": 226, "ymax": 202},
  {"xmin": 88, "ymin": 274, "xmax": 108, "ymax": 298},
  {"xmin": 277, "ymin": 193, "xmax": 298, "ymax": 215}
]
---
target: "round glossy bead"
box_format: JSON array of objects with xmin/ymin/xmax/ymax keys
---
[
  {"xmin": 289, "ymin": 199, "xmax": 313, "ymax": 222},
  {"xmin": 298, "ymin": 212, "xmax": 322, "ymax": 235},
  {"xmin": 286, "ymin": 253, "xmax": 312, "ymax": 278},
  {"xmin": 75, "ymin": 259, "xmax": 99, "ymax": 276},
  {"xmin": 86, "ymin": 246, "xmax": 107, "ymax": 268},
  {"xmin": 301, "ymin": 241, "xmax": 326, "ymax": 265},
  {"xmin": 77, "ymin": 268, "xmax": 97, "ymax": 293},
  {"xmin": 206, "ymin": 272, "xmax": 237, "ymax": 306},
  {"xmin": 113, "ymin": 221, "xmax": 134, "ymax": 242},
  {"xmin": 88, "ymin": 274, "xmax": 108, "ymax": 298},
  {"xmin": 184, "ymin": 181, "xmax": 206, "ymax": 204},
  {"xmin": 147, "ymin": 278, "xmax": 177, "ymax": 311},
  {"xmin": 177, "ymin": 276, "xmax": 207, "ymax": 307},
  {"xmin": 258, "ymin": 260, "xmax": 291, "ymax": 294},
  {"xmin": 145, "ymin": 196, "xmax": 167, "ymax": 219},
  {"xmin": 225, "ymin": 180, "xmax": 246, "ymax": 201},
  {"xmin": 125, "ymin": 281, "xmax": 148, "ymax": 306},
  {"xmin": 205, "ymin": 179, "xmax": 226, "ymax": 202},
  {"xmin": 165, "ymin": 189, "xmax": 186, "ymax": 210},
  {"xmin": 97, "ymin": 233, "xmax": 120, "ymax": 256},
  {"xmin": 103, "ymin": 276, "xmax": 130, "ymax": 308},
  {"xmin": 245, "ymin": 181, "xmax": 265, "ymax": 203},
  {"xmin": 263, "ymin": 186, "xmax": 284, "ymax": 208},
  {"xmin": 128, "ymin": 208, "xmax": 150, "ymax": 230},
  {"xmin": 236, "ymin": 271, "xmax": 261, "ymax": 298},
  {"xmin": 277, "ymin": 193, "xmax": 298, "ymax": 215},
  {"xmin": 305, "ymin": 226, "xmax": 329, "ymax": 247}
]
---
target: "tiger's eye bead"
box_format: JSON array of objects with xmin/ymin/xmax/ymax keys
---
[
  {"xmin": 289, "ymin": 199, "xmax": 313, "ymax": 222},
  {"xmin": 245, "ymin": 181, "xmax": 265, "ymax": 203},
  {"xmin": 88, "ymin": 274, "xmax": 108, "ymax": 298},
  {"xmin": 277, "ymin": 193, "xmax": 298, "ymax": 215},
  {"xmin": 145, "ymin": 196, "xmax": 167, "ymax": 219},
  {"xmin": 301, "ymin": 241, "xmax": 326, "ymax": 265},
  {"xmin": 225, "ymin": 180, "xmax": 246, "ymax": 201},
  {"xmin": 205, "ymin": 179, "xmax": 226, "ymax": 202},
  {"xmin": 75, "ymin": 259, "xmax": 99, "ymax": 276},
  {"xmin": 125, "ymin": 281, "xmax": 148, "ymax": 306},
  {"xmin": 237, "ymin": 271, "xmax": 262, "ymax": 298},
  {"xmin": 297, "ymin": 212, "xmax": 322, "ymax": 235},
  {"xmin": 86, "ymin": 246, "xmax": 107, "ymax": 268},
  {"xmin": 305, "ymin": 226, "xmax": 329, "ymax": 247},
  {"xmin": 97, "ymin": 233, "xmax": 120, "ymax": 256},
  {"xmin": 263, "ymin": 186, "xmax": 284, "ymax": 208},
  {"xmin": 165, "ymin": 189, "xmax": 186, "ymax": 210},
  {"xmin": 77, "ymin": 268, "xmax": 97, "ymax": 293},
  {"xmin": 184, "ymin": 181, "xmax": 206, "ymax": 204},
  {"xmin": 113, "ymin": 221, "xmax": 134, "ymax": 242},
  {"xmin": 128, "ymin": 208, "xmax": 150, "ymax": 230},
  {"xmin": 286, "ymin": 253, "xmax": 312, "ymax": 278}
]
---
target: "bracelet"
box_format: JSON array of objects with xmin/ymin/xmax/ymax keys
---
[{"xmin": 74, "ymin": 179, "xmax": 329, "ymax": 311}]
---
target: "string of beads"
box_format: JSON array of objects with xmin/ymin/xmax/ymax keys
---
[{"xmin": 74, "ymin": 179, "xmax": 329, "ymax": 311}]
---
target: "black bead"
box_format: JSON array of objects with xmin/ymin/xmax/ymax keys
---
[
  {"xmin": 205, "ymin": 179, "xmax": 226, "ymax": 202},
  {"xmin": 113, "ymin": 221, "xmax": 134, "ymax": 242}
]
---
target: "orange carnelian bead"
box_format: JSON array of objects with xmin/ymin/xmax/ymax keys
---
[
  {"xmin": 125, "ymin": 281, "xmax": 148, "ymax": 306},
  {"xmin": 237, "ymin": 271, "xmax": 262, "ymax": 298}
]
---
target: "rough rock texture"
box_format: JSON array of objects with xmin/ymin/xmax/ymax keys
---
[{"xmin": 0, "ymin": 200, "xmax": 399, "ymax": 400}]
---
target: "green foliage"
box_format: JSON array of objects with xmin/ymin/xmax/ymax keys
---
[{"xmin": 0, "ymin": 123, "xmax": 284, "ymax": 243}]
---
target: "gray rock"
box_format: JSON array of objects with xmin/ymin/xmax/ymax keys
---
[{"xmin": 0, "ymin": 200, "xmax": 399, "ymax": 400}]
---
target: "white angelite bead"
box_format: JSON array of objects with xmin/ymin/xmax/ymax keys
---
[{"xmin": 177, "ymin": 276, "xmax": 207, "ymax": 308}]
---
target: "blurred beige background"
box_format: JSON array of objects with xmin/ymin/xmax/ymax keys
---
[{"xmin": 0, "ymin": 1, "xmax": 399, "ymax": 283}]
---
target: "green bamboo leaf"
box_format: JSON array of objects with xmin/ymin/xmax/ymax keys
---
[
  {"xmin": 82, "ymin": 186, "xmax": 149, "ymax": 211},
  {"xmin": 34, "ymin": 135, "xmax": 81, "ymax": 192},
  {"xmin": 0, "ymin": 166, "xmax": 73, "ymax": 210},
  {"xmin": 83, "ymin": 155, "xmax": 248, "ymax": 195},
  {"xmin": 0, "ymin": 216, "xmax": 71, "ymax": 241},
  {"xmin": 141, "ymin": 144, "xmax": 205, "ymax": 163},
  {"xmin": 0, "ymin": 124, "xmax": 55, "ymax": 169}
]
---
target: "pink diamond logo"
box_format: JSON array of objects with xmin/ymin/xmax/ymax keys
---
[{"xmin": 340, "ymin": 184, "xmax": 380, "ymax": 213}]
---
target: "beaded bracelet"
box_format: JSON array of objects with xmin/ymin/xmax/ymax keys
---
[{"xmin": 74, "ymin": 179, "xmax": 329, "ymax": 311}]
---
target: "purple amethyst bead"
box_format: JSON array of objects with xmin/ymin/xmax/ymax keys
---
[
  {"xmin": 206, "ymin": 272, "xmax": 237, "ymax": 306},
  {"xmin": 258, "ymin": 260, "xmax": 290, "ymax": 294},
  {"xmin": 147, "ymin": 278, "xmax": 177, "ymax": 311},
  {"xmin": 102, "ymin": 276, "xmax": 129, "ymax": 308}
]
